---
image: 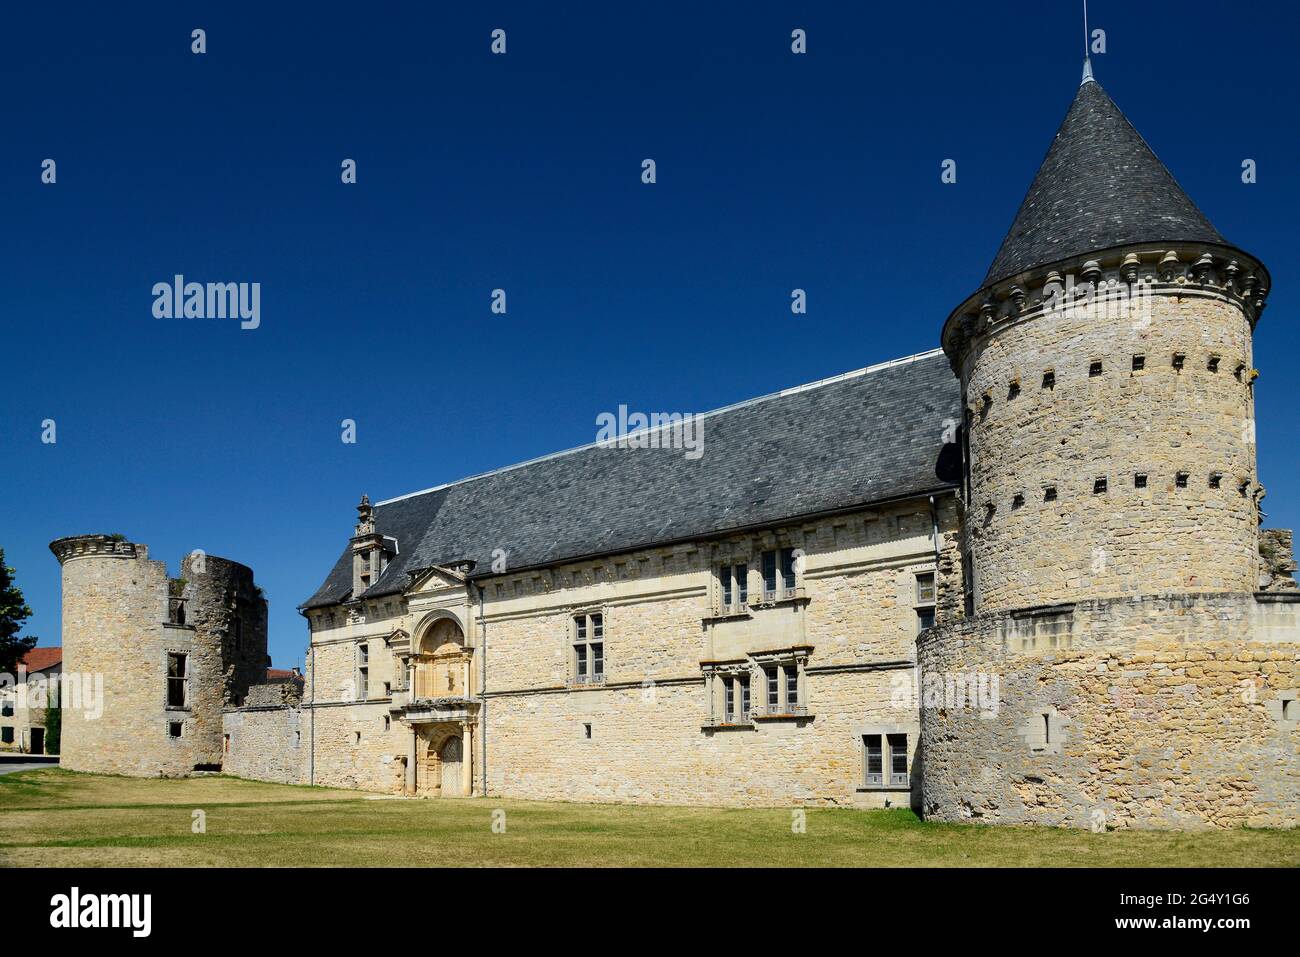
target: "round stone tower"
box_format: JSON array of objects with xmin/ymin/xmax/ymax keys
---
[
  {"xmin": 50, "ymin": 534, "xmax": 268, "ymax": 776},
  {"xmin": 918, "ymin": 68, "xmax": 1298, "ymax": 830},
  {"xmin": 942, "ymin": 76, "xmax": 1269, "ymax": 612}
]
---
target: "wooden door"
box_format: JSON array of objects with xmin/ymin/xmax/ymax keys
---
[{"xmin": 439, "ymin": 736, "xmax": 462, "ymax": 796}]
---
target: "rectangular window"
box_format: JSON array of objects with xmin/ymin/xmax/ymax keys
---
[
  {"xmin": 888, "ymin": 733, "xmax": 909, "ymax": 786},
  {"xmin": 760, "ymin": 549, "xmax": 798, "ymax": 599},
  {"xmin": 785, "ymin": 666, "xmax": 799, "ymax": 708},
  {"xmin": 718, "ymin": 563, "xmax": 749, "ymax": 612},
  {"xmin": 168, "ymin": 721, "xmax": 183, "ymax": 738},
  {"xmin": 357, "ymin": 643, "xmax": 369, "ymax": 700},
  {"xmin": 1131, "ymin": 355, "xmax": 1145, "ymax": 371},
  {"xmin": 1089, "ymin": 359, "xmax": 1103, "ymax": 377},
  {"xmin": 765, "ymin": 666, "xmax": 779, "ymax": 710},
  {"xmin": 864, "ymin": 735, "xmax": 883, "ymax": 786},
  {"xmin": 779, "ymin": 548, "xmax": 796, "ymax": 596},
  {"xmin": 1, "ymin": 701, "xmax": 12, "ymax": 718},
  {"xmin": 166, "ymin": 653, "xmax": 188, "ymax": 708},
  {"xmin": 722, "ymin": 674, "xmax": 752, "ymax": 722},
  {"xmin": 915, "ymin": 572, "xmax": 937, "ymax": 635},
  {"xmin": 572, "ymin": 612, "xmax": 605, "ymax": 684}
]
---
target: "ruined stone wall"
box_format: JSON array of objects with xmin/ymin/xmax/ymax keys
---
[
  {"xmin": 51, "ymin": 535, "xmax": 270, "ymax": 777},
  {"xmin": 958, "ymin": 285, "xmax": 1259, "ymax": 612},
  {"xmin": 917, "ymin": 592, "xmax": 1300, "ymax": 829}
]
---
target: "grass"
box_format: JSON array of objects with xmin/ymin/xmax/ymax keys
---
[{"xmin": 0, "ymin": 768, "xmax": 1296, "ymax": 867}]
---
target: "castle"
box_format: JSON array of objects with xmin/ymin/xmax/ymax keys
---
[{"xmin": 51, "ymin": 68, "xmax": 1299, "ymax": 829}]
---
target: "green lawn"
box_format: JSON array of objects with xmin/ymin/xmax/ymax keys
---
[{"xmin": 0, "ymin": 768, "xmax": 1295, "ymax": 867}]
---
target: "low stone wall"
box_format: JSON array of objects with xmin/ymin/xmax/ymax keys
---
[
  {"xmin": 917, "ymin": 592, "xmax": 1300, "ymax": 829},
  {"xmin": 221, "ymin": 703, "xmax": 305, "ymax": 785}
]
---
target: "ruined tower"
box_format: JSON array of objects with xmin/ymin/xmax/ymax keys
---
[
  {"xmin": 919, "ymin": 67, "xmax": 1299, "ymax": 829},
  {"xmin": 50, "ymin": 535, "xmax": 269, "ymax": 776}
]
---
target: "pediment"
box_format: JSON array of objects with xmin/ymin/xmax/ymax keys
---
[{"xmin": 405, "ymin": 564, "xmax": 471, "ymax": 596}]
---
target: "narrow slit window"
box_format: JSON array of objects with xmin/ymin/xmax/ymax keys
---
[
  {"xmin": 1093, "ymin": 477, "xmax": 1108, "ymax": 494},
  {"xmin": 1176, "ymin": 471, "xmax": 1189, "ymax": 488},
  {"xmin": 1134, "ymin": 473, "xmax": 1148, "ymax": 489},
  {"xmin": 1131, "ymin": 355, "xmax": 1145, "ymax": 371},
  {"xmin": 1089, "ymin": 360, "xmax": 1103, "ymax": 377},
  {"xmin": 1042, "ymin": 370, "xmax": 1056, "ymax": 389}
]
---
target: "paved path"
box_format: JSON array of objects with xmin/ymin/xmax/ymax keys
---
[{"xmin": 0, "ymin": 762, "xmax": 52, "ymax": 775}]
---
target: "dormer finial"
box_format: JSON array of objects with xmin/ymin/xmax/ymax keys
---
[
  {"xmin": 1081, "ymin": 56, "xmax": 1094, "ymax": 85},
  {"xmin": 355, "ymin": 494, "xmax": 375, "ymax": 535}
]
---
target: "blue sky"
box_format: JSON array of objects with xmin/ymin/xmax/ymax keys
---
[{"xmin": 3, "ymin": 1, "xmax": 1297, "ymax": 670}]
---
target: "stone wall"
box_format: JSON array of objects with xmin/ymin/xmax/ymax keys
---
[
  {"xmin": 952, "ymin": 264, "xmax": 1261, "ymax": 612},
  {"xmin": 298, "ymin": 498, "xmax": 960, "ymax": 805},
  {"xmin": 221, "ymin": 704, "xmax": 305, "ymax": 785},
  {"xmin": 917, "ymin": 591, "xmax": 1300, "ymax": 829},
  {"xmin": 50, "ymin": 535, "xmax": 269, "ymax": 777}
]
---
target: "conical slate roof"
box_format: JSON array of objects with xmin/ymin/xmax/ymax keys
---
[{"xmin": 982, "ymin": 76, "xmax": 1225, "ymax": 288}]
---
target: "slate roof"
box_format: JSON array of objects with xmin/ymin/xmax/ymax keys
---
[
  {"xmin": 982, "ymin": 77, "xmax": 1226, "ymax": 289},
  {"xmin": 303, "ymin": 349, "xmax": 961, "ymax": 610}
]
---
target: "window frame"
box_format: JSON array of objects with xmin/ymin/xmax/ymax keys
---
[
  {"xmin": 571, "ymin": 610, "xmax": 606, "ymax": 685},
  {"xmin": 914, "ymin": 571, "xmax": 937, "ymax": 635},
  {"xmin": 759, "ymin": 548, "xmax": 799, "ymax": 601},
  {"xmin": 356, "ymin": 642, "xmax": 369, "ymax": 701},
  {"xmin": 166, "ymin": 652, "xmax": 189, "ymax": 709},
  {"xmin": 860, "ymin": 730, "xmax": 910, "ymax": 790},
  {"xmin": 717, "ymin": 562, "xmax": 750, "ymax": 614}
]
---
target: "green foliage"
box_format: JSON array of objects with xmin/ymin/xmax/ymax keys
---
[
  {"xmin": 43, "ymin": 699, "xmax": 61, "ymax": 755},
  {"xmin": 0, "ymin": 548, "xmax": 38, "ymax": 676}
]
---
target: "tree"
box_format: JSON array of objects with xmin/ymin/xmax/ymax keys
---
[
  {"xmin": 0, "ymin": 548, "xmax": 38, "ymax": 677},
  {"xmin": 43, "ymin": 699, "xmax": 61, "ymax": 755}
]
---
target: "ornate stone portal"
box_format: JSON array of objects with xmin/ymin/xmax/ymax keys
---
[{"xmin": 393, "ymin": 612, "xmax": 478, "ymax": 797}]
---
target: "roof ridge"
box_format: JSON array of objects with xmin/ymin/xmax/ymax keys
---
[{"xmin": 375, "ymin": 347, "xmax": 945, "ymax": 507}]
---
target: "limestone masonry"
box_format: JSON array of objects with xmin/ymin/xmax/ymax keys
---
[{"xmin": 50, "ymin": 69, "xmax": 1297, "ymax": 828}]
